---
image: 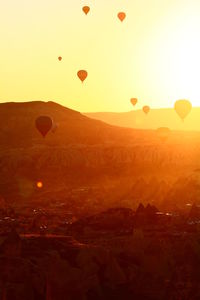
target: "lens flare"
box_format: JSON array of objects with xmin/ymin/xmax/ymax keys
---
[{"xmin": 36, "ymin": 181, "xmax": 43, "ymax": 189}]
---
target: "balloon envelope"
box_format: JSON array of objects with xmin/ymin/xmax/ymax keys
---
[
  {"xmin": 118, "ymin": 12, "xmax": 126, "ymax": 22},
  {"xmin": 82, "ymin": 6, "xmax": 90, "ymax": 15},
  {"xmin": 156, "ymin": 127, "xmax": 170, "ymax": 142},
  {"xmin": 58, "ymin": 56, "xmax": 62, "ymax": 61},
  {"xmin": 174, "ymin": 99, "xmax": 192, "ymax": 121},
  {"xmin": 35, "ymin": 116, "xmax": 53, "ymax": 137},
  {"xmin": 130, "ymin": 98, "xmax": 138, "ymax": 106},
  {"xmin": 77, "ymin": 70, "xmax": 88, "ymax": 82},
  {"xmin": 143, "ymin": 106, "xmax": 150, "ymax": 115}
]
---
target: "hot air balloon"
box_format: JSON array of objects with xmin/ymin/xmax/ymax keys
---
[
  {"xmin": 35, "ymin": 116, "xmax": 53, "ymax": 137},
  {"xmin": 130, "ymin": 98, "xmax": 138, "ymax": 106},
  {"xmin": 174, "ymin": 99, "xmax": 192, "ymax": 121},
  {"xmin": 77, "ymin": 70, "xmax": 88, "ymax": 83},
  {"xmin": 118, "ymin": 12, "xmax": 126, "ymax": 22},
  {"xmin": 143, "ymin": 105, "xmax": 150, "ymax": 115},
  {"xmin": 156, "ymin": 127, "xmax": 170, "ymax": 142},
  {"xmin": 82, "ymin": 6, "xmax": 90, "ymax": 15},
  {"xmin": 58, "ymin": 56, "xmax": 62, "ymax": 61}
]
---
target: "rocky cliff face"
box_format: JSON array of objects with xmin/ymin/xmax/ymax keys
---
[
  {"xmin": 0, "ymin": 232, "xmax": 127, "ymax": 300},
  {"xmin": 0, "ymin": 142, "xmax": 199, "ymax": 180}
]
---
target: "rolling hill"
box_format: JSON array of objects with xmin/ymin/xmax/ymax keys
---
[
  {"xmin": 0, "ymin": 100, "xmax": 200, "ymax": 206},
  {"xmin": 84, "ymin": 107, "xmax": 200, "ymax": 131},
  {"xmin": 0, "ymin": 101, "xmax": 138, "ymax": 147}
]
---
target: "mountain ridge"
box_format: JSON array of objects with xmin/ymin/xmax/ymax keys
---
[
  {"xmin": 0, "ymin": 100, "xmax": 139, "ymax": 147},
  {"xmin": 0, "ymin": 101, "xmax": 200, "ymax": 205},
  {"xmin": 84, "ymin": 107, "xmax": 200, "ymax": 131}
]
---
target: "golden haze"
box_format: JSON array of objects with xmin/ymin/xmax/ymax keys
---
[{"xmin": 1, "ymin": 1, "xmax": 200, "ymax": 112}]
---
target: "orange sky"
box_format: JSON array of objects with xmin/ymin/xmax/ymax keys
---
[{"xmin": 1, "ymin": 0, "xmax": 200, "ymax": 112}]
